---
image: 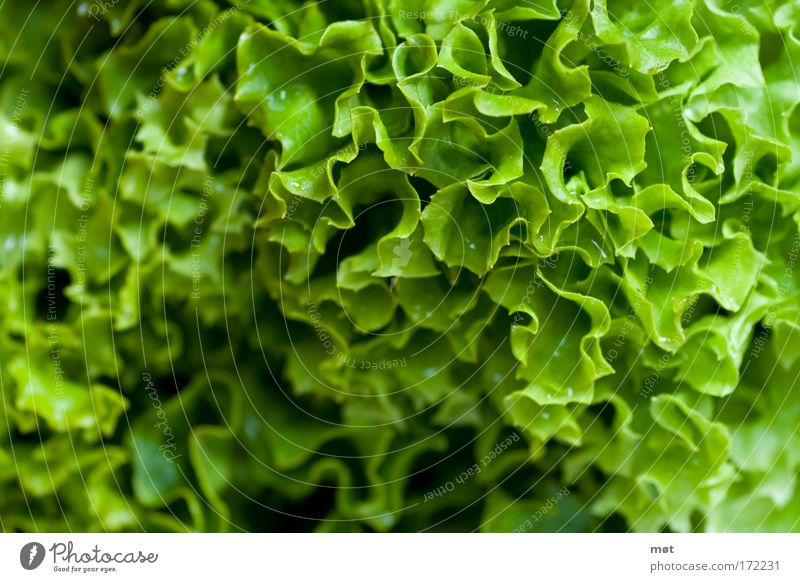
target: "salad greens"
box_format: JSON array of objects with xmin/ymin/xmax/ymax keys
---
[{"xmin": 1, "ymin": 0, "xmax": 800, "ymax": 532}]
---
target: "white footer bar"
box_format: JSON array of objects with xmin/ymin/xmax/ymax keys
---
[{"xmin": 0, "ymin": 534, "xmax": 796, "ymax": 581}]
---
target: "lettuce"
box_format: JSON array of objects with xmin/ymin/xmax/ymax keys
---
[{"xmin": 1, "ymin": 0, "xmax": 799, "ymax": 532}]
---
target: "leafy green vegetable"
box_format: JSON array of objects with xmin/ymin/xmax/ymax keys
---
[{"xmin": 1, "ymin": 0, "xmax": 800, "ymax": 532}]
